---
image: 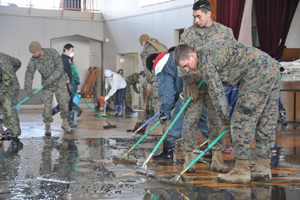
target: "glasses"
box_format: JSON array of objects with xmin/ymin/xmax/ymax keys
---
[{"xmin": 193, "ymin": 4, "xmax": 210, "ymax": 11}]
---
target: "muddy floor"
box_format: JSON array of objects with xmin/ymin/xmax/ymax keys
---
[{"xmin": 0, "ymin": 108, "xmax": 300, "ymax": 199}]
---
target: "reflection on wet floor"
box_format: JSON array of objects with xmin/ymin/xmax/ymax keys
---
[{"xmin": 0, "ymin": 109, "xmax": 300, "ymax": 199}]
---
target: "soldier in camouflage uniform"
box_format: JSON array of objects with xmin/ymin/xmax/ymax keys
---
[
  {"xmin": 0, "ymin": 52, "xmax": 23, "ymax": 150},
  {"xmin": 24, "ymin": 41, "xmax": 72, "ymax": 136},
  {"xmin": 139, "ymin": 34, "xmax": 168, "ymax": 115},
  {"xmin": 174, "ymin": 41, "xmax": 280, "ymax": 184},
  {"xmin": 178, "ymin": 0, "xmax": 235, "ymax": 173},
  {"xmin": 124, "ymin": 72, "xmax": 139, "ymax": 115}
]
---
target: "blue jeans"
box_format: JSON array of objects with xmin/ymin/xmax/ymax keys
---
[
  {"xmin": 114, "ymin": 88, "xmax": 126, "ymax": 112},
  {"xmin": 71, "ymin": 84, "xmax": 78, "ymax": 100},
  {"xmin": 225, "ymin": 85, "xmax": 239, "ymax": 117},
  {"xmin": 168, "ymin": 97, "xmax": 184, "ymax": 139}
]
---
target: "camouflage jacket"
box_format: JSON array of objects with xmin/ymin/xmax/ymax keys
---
[
  {"xmin": 140, "ymin": 40, "xmax": 167, "ymax": 84},
  {"xmin": 25, "ymin": 48, "xmax": 67, "ymax": 93},
  {"xmin": 179, "ymin": 22, "xmax": 235, "ymax": 86},
  {"xmin": 126, "ymin": 72, "xmax": 139, "ymax": 93},
  {"xmin": 0, "ymin": 52, "xmax": 21, "ymax": 92},
  {"xmin": 195, "ymin": 40, "xmax": 280, "ymax": 124}
]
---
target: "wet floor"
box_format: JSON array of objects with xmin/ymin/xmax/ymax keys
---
[{"xmin": 1, "ymin": 108, "xmax": 300, "ymax": 199}]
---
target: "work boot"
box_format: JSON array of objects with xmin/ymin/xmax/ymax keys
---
[
  {"xmin": 153, "ymin": 135, "xmax": 176, "ymax": 160},
  {"xmin": 183, "ymin": 152, "xmax": 196, "ymax": 173},
  {"xmin": 68, "ymin": 118, "xmax": 77, "ymax": 128},
  {"xmin": 45, "ymin": 122, "xmax": 51, "ymax": 136},
  {"xmin": 251, "ymin": 157, "xmax": 272, "ymax": 182},
  {"xmin": 62, "ymin": 119, "xmax": 72, "ymax": 133},
  {"xmin": 210, "ymin": 150, "xmax": 229, "ymax": 173},
  {"xmin": 9, "ymin": 137, "xmax": 23, "ymax": 151},
  {"xmin": 125, "ymin": 107, "xmax": 136, "ymax": 115},
  {"xmin": 217, "ymin": 159, "xmax": 251, "ymax": 184},
  {"xmin": 52, "ymin": 105, "xmax": 60, "ymax": 116},
  {"xmin": 74, "ymin": 103, "xmax": 83, "ymax": 117}
]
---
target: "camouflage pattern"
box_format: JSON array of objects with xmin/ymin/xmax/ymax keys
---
[
  {"xmin": 25, "ymin": 48, "xmax": 70, "ymax": 122},
  {"xmin": 179, "ymin": 22, "xmax": 235, "ymax": 152},
  {"xmin": 140, "ymin": 40, "xmax": 167, "ymax": 114},
  {"xmin": 0, "ymin": 53, "xmax": 21, "ymax": 137},
  {"xmin": 196, "ymin": 40, "xmax": 280, "ymax": 159},
  {"xmin": 125, "ymin": 72, "xmax": 139, "ymax": 108}
]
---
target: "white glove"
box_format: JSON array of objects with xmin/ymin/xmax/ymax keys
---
[{"xmin": 104, "ymin": 96, "xmax": 109, "ymax": 101}]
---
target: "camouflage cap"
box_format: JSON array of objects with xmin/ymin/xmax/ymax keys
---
[
  {"xmin": 29, "ymin": 41, "xmax": 42, "ymax": 53},
  {"xmin": 139, "ymin": 34, "xmax": 150, "ymax": 45}
]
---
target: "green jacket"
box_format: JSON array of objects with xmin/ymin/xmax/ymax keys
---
[{"xmin": 71, "ymin": 62, "xmax": 80, "ymax": 85}]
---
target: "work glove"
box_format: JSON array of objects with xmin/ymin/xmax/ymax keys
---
[
  {"xmin": 159, "ymin": 112, "xmax": 168, "ymax": 125},
  {"xmin": 186, "ymin": 83, "xmax": 199, "ymax": 100},
  {"xmin": 104, "ymin": 96, "xmax": 109, "ymax": 101},
  {"xmin": 220, "ymin": 123, "xmax": 231, "ymax": 135}
]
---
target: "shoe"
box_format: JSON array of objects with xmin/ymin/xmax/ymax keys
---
[
  {"xmin": 183, "ymin": 152, "xmax": 196, "ymax": 173},
  {"xmin": 153, "ymin": 135, "xmax": 176, "ymax": 161},
  {"xmin": 125, "ymin": 107, "xmax": 136, "ymax": 115},
  {"xmin": 251, "ymin": 157, "xmax": 272, "ymax": 182},
  {"xmin": 210, "ymin": 150, "xmax": 229, "ymax": 172},
  {"xmin": 114, "ymin": 105, "xmax": 120, "ymax": 117},
  {"xmin": 68, "ymin": 118, "xmax": 77, "ymax": 127},
  {"xmin": 217, "ymin": 159, "xmax": 251, "ymax": 184},
  {"xmin": 45, "ymin": 122, "xmax": 51, "ymax": 136},
  {"xmin": 52, "ymin": 106, "xmax": 60, "ymax": 116},
  {"xmin": 9, "ymin": 137, "xmax": 23, "ymax": 151},
  {"xmin": 62, "ymin": 118, "xmax": 72, "ymax": 133},
  {"xmin": 193, "ymin": 148, "xmax": 212, "ymax": 158}
]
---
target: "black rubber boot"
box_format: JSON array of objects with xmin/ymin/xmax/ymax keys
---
[
  {"xmin": 8, "ymin": 137, "xmax": 23, "ymax": 153},
  {"xmin": 125, "ymin": 107, "xmax": 136, "ymax": 115},
  {"xmin": 52, "ymin": 105, "xmax": 60, "ymax": 116},
  {"xmin": 153, "ymin": 136, "xmax": 176, "ymax": 160}
]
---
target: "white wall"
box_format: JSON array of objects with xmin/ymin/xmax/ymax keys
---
[
  {"xmin": 0, "ymin": 6, "xmax": 104, "ymax": 89},
  {"xmin": 286, "ymin": 3, "xmax": 300, "ymax": 48},
  {"xmin": 102, "ymin": 0, "xmax": 300, "ymax": 70},
  {"xmin": 102, "ymin": 0, "xmax": 194, "ymax": 71}
]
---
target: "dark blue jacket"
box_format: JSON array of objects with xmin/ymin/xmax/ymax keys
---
[{"xmin": 156, "ymin": 52, "xmax": 183, "ymax": 120}]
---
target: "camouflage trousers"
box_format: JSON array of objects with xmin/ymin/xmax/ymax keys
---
[
  {"xmin": 182, "ymin": 91, "xmax": 223, "ymax": 152},
  {"xmin": 151, "ymin": 79, "xmax": 161, "ymax": 113},
  {"xmin": 231, "ymin": 75, "xmax": 279, "ymax": 160},
  {"xmin": 124, "ymin": 85, "xmax": 134, "ymax": 108},
  {"xmin": 0, "ymin": 91, "xmax": 21, "ymax": 137},
  {"xmin": 41, "ymin": 86, "xmax": 70, "ymax": 123}
]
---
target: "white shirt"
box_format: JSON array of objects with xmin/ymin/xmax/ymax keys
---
[{"xmin": 105, "ymin": 72, "xmax": 127, "ymax": 100}]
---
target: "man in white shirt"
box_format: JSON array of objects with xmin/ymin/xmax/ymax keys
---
[{"xmin": 104, "ymin": 69, "xmax": 127, "ymax": 117}]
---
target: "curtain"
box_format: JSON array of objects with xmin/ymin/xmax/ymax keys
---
[
  {"xmin": 255, "ymin": 0, "xmax": 299, "ymax": 59},
  {"xmin": 238, "ymin": 0, "xmax": 253, "ymax": 46},
  {"xmin": 216, "ymin": 0, "xmax": 246, "ymax": 40}
]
